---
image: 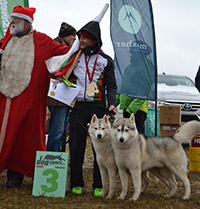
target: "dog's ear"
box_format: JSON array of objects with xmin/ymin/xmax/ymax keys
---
[
  {"xmin": 113, "ymin": 113, "xmax": 121, "ymax": 124},
  {"xmin": 115, "ymin": 112, "xmax": 119, "ymax": 118},
  {"xmin": 103, "ymin": 114, "xmax": 110, "ymax": 125},
  {"xmin": 91, "ymin": 114, "xmax": 98, "ymax": 124},
  {"xmin": 129, "ymin": 113, "xmax": 135, "ymax": 123},
  {"xmin": 113, "ymin": 112, "xmax": 119, "ymax": 121}
]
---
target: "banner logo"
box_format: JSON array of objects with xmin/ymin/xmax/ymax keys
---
[
  {"xmin": 118, "ymin": 5, "xmax": 142, "ymax": 34},
  {"xmin": 36, "ymin": 154, "xmax": 66, "ymax": 167}
]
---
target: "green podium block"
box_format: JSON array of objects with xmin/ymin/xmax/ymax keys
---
[{"xmin": 32, "ymin": 151, "xmax": 68, "ymax": 198}]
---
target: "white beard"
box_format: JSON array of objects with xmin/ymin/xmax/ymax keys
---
[
  {"xmin": 10, "ymin": 19, "xmax": 25, "ymax": 36},
  {"xmin": 0, "ymin": 33, "xmax": 34, "ymax": 98}
]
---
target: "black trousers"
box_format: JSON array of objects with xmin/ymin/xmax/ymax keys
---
[
  {"xmin": 69, "ymin": 102, "xmax": 108, "ymax": 190},
  {"xmin": 123, "ymin": 110, "xmax": 147, "ymax": 134}
]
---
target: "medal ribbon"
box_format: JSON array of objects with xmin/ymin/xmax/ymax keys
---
[{"xmin": 84, "ymin": 49, "xmax": 101, "ymax": 83}]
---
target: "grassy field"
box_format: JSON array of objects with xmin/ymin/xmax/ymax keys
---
[{"xmin": 0, "ymin": 140, "xmax": 200, "ymax": 209}]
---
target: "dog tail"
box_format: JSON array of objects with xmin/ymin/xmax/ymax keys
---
[{"xmin": 173, "ymin": 120, "xmax": 200, "ymax": 144}]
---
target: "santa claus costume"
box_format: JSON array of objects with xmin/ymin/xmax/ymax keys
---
[{"xmin": 0, "ymin": 5, "xmax": 71, "ymax": 186}]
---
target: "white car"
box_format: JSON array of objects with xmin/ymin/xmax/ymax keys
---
[{"xmin": 149, "ymin": 74, "xmax": 200, "ymax": 121}]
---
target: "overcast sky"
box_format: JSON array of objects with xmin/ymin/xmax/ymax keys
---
[{"xmin": 29, "ymin": 0, "xmax": 200, "ymax": 81}]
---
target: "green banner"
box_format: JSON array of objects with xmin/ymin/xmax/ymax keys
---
[{"xmin": 0, "ymin": 0, "xmax": 29, "ymax": 39}]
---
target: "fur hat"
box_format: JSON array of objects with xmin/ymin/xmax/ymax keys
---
[
  {"xmin": 58, "ymin": 22, "xmax": 76, "ymax": 38},
  {"xmin": 11, "ymin": 5, "xmax": 36, "ymax": 24}
]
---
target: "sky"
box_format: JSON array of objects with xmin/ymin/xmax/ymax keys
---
[{"xmin": 29, "ymin": 0, "xmax": 200, "ymax": 81}]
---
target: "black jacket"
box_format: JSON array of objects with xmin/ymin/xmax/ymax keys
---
[
  {"xmin": 77, "ymin": 21, "xmax": 102, "ymax": 55},
  {"xmin": 71, "ymin": 21, "xmax": 117, "ymax": 107}
]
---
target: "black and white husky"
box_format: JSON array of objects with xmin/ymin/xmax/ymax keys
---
[{"xmin": 111, "ymin": 114, "xmax": 200, "ymax": 201}]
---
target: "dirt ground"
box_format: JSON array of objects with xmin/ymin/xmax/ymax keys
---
[{"xmin": 0, "ymin": 140, "xmax": 200, "ymax": 209}]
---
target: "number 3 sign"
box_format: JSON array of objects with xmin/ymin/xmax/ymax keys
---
[{"xmin": 32, "ymin": 151, "xmax": 68, "ymax": 198}]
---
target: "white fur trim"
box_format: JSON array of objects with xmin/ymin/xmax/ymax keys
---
[
  {"xmin": 11, "ymin": 12, "xmax": 33, "ymax": 23},
  {"xmin": 45, "ymin": 39, "xmax": 80, "ymax": 74},
  {"xmin": 0, "ymin": 33, "xmax": 34, "ymax": 98},
  {"xmin": 0, "ymin": 98, "xmax": 11, "ymax": 154}
]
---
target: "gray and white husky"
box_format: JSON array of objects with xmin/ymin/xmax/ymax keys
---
[
  {"xmin": 111, "ymin": 114, "xmax": 200, "ymax": 201},
  {"xmin": 88, "ymin": 114, "xmax": 118, "ymax": 198}
]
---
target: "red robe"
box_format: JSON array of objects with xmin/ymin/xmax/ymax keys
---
[{"xmin": 0, "ymin": 31, "xmax": 70, "ymax": 177}]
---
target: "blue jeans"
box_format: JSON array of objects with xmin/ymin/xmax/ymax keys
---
[{"xmin": 46, "ymin": 106, "xmax": 70, "ymax": 152}]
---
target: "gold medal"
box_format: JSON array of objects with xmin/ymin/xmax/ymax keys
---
[
  {"xmin": 86, "ymin": 83, "xmax": 99, "ymax": 97},
  {"xmin": 84, "ymin": 52, "xmax": 100, "ymax": 97}
]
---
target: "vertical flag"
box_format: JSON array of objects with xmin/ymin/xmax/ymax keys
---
[
  {"xmin": 110, "ymin": 0, "xmax": 157, "ymax": 100},
  {"xmin": 0, "ymin": 0, "xmax": 29, "ymax": 39}
]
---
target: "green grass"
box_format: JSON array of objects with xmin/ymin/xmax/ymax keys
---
[{"xmin": 1, "ymin": 142, "xmax": 200, "ymax": 209}]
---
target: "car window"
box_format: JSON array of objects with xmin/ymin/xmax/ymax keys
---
[{"xmin": 158, "ymin": 75, "xmax": 194, "ymax": 87}]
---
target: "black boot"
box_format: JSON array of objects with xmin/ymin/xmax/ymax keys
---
[{"xmin": 6, "ymin": 170, "xmax": 24, "ymax": 188}]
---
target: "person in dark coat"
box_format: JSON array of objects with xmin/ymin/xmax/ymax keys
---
[{"xmin": 46, "ymin": 22, "xmax": 76, "ymax": 152}]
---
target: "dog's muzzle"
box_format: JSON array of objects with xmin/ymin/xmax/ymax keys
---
[
  {"xmin": 119, "ymin": 137, "xmax": 124, "ymax": 143},
  {"xmin": 97, "ymin": 134, "xmax": 102, "ymax": 139}
]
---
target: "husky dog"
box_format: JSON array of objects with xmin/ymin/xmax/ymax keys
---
[
  {"xmin": 111, "ymin": 114, "xmax": 200, "ymax": 200},
  {"xmin": 111, "ymin": 114, "xmax": 143, "ymax": 201},
  {"xmin": 88, "ymin": 114, "xmax": 118, "ymax": 198}
]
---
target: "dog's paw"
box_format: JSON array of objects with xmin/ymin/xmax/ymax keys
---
[
  {"xmin": 164, "ymin": 194, "xmax": 173, "ymax": 199},
  {"xmin": 117, "ymin": 195, "xmax": 125, "ymax": 200},
  {"xmin": 182, "ymin": 195, "xmax": 190, "ymax": 200},
  {"xmin": 100, "ymin": 193, "xmax": 106, "ymax": 198},
  {"xmin": 106, "ymin": 193, "xmax": 115, "ymax": 199},
  {"xmin": 141, "ymin": 187, "xmax": 146, "ymax": 193},
  {"xmin": 128, "ymin": 196, "xmax": 139, "ymax": 201},
  {"xmin": 128, "ymin": 193, "xmax": 140, "ymax": 201},
  {"xmin": 100, "ymin": 190, "xmax": 108, "ymax": 198}
]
